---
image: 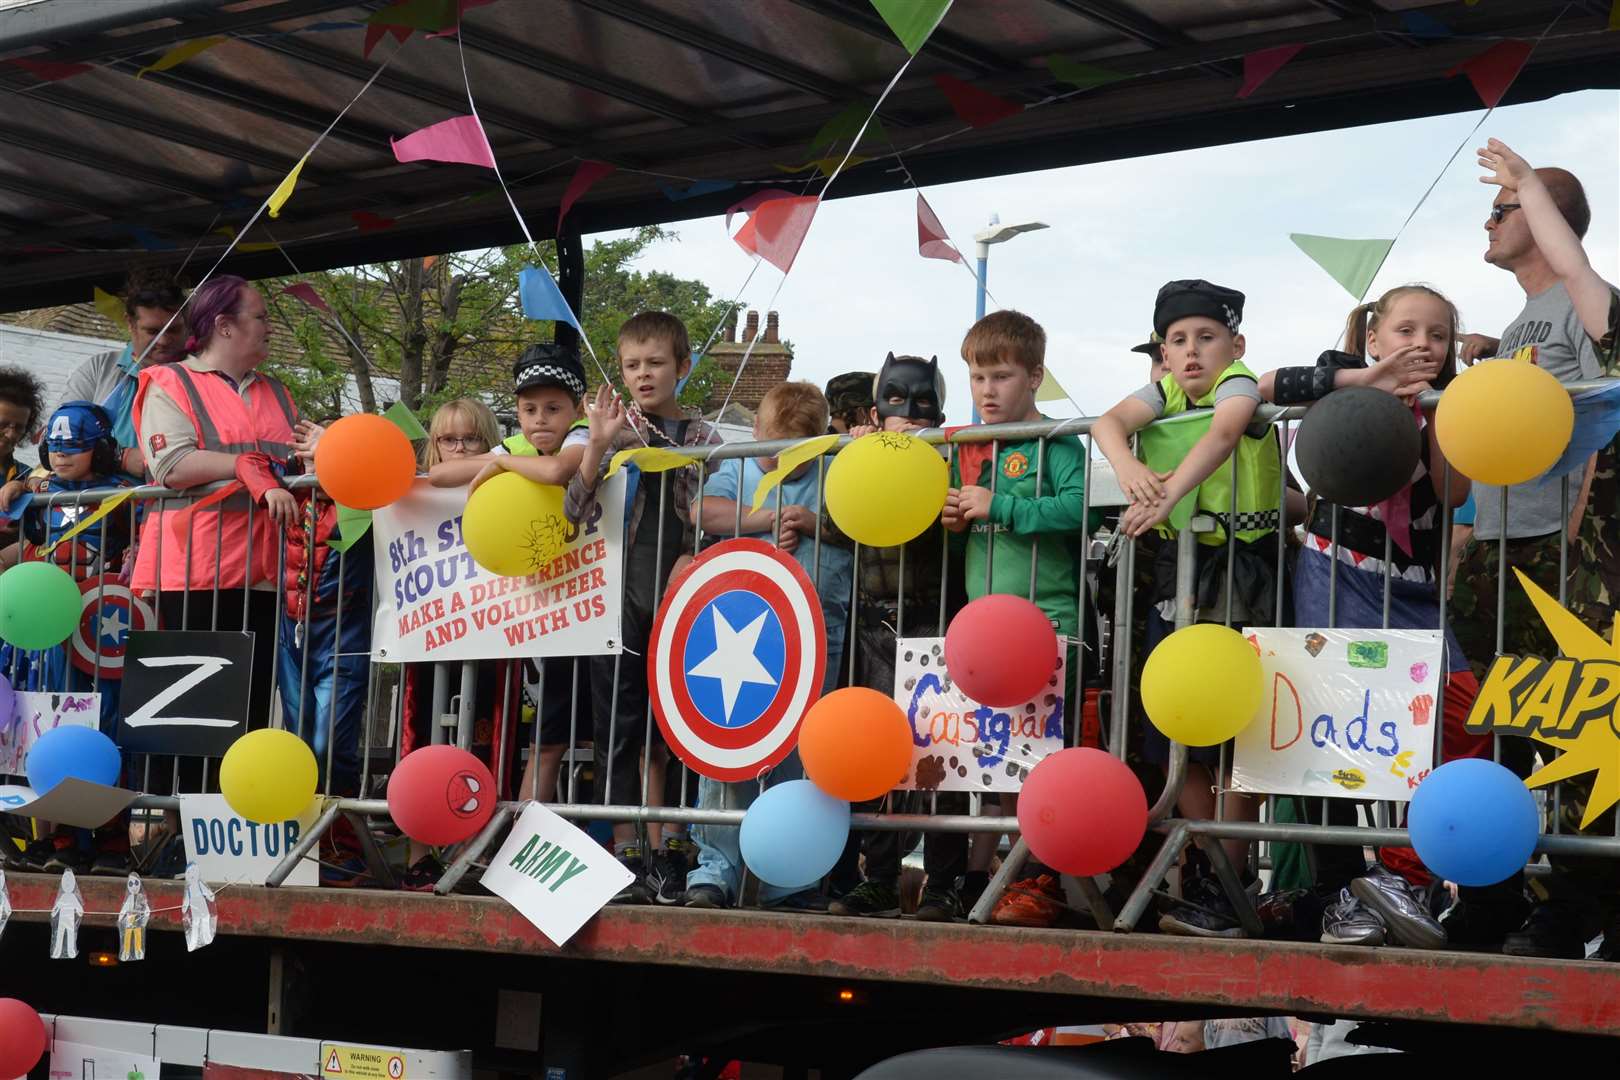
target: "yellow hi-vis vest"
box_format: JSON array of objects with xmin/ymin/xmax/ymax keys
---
[{"xmin": 1136, "ymin": 360, "xmax": 1281, "ymax": 545}]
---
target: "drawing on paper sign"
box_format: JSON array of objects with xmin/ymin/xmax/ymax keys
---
[
  {"xmin": 892, "ymin": 637, "xmax": 1066, "ymax": 793},
  {"xmin": 1232, "ymin": 628, "xmax": 1442, "ymax": 801},
  {"xmin": 0, "ymin": 691, "xmax": 98, "ymax": 775}
]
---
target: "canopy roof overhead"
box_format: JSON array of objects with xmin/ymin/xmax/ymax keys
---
[{"xmin": 0, "ymin": 0, "xmax": 1615, "ymax": 313}]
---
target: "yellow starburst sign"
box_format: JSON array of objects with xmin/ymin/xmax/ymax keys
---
[{"xmin": 1463, "ymin": 569, "xmax": 1620, "ymax": 828}]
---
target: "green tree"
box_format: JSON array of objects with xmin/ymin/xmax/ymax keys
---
[{"xmin": 261, "ymin": 226, "xmax": 735, "ymax": 422}]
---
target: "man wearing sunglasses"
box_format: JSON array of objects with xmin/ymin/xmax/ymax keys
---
[{"xmin": 1447, "ymin": 160, "xmax": 1620, "ymax": 960}]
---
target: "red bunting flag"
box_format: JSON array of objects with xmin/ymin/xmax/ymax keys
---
[
  {"xmin": 557, "ymin": 160, "xmax": 616, "ymax": 232},
  {"xmin": 723, "ymin": 188, "xmax": 799, "ymax": 234},
  {"xmin": 733, "ymin": 196, "xmax": 819, "ymax": 274},
  {"xmin": 1447, "ymin": 40, "xmax": 1532, "ymax": 108},
  {"xmin": 391, "ymin": 115, "xmax": 496, "ymax": 168},
  {"xmin": 1238, "ymin": 44, "xmax": 1304, "ymax": 99},
  {"xmin": 916, "ymin": 193, "xmax": 961, "ymax": 263},
  {"xmin": 280, "ymin": 283, "xmax": 331, "ymax": 314},
  {"xmin": 5, "ymin": 58, "xmax": 94, "ymax": 82},
  {"xmin": 352, "ymin": 210, "xmax": 398, "ymax": 232},
  {"xmin": 363, "ymin": 22, "xmax": 412, "ymax": 58},
  {"xmin": 931, "ymin": 74, "xmax": 1022, "ymax": 128}
]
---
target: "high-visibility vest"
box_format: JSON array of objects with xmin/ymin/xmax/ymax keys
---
[
  {"xmin": 1137, "ymin": 360, "xmax": 1281, "ymax": 545},
  {"xmin": 500, "ymin": 418, "xmax": 587, "ymax": 457},
  {"xmin": 131, "ymin": 362, "xmax": 298, "ymax": 591}
]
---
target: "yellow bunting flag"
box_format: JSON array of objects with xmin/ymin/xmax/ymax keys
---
[
  {"xmin": 92, "ymin": 286, "xmax": 126, "ymax": 330},
  {"xmin": 267, "ymin": 154, "xmax": 308, "ymax": 219},
  {"xmin": 751, "ymin": 434, "xmax": 840, "ymax": 511},
  {"xmin": 214, "ymin": 226, "xmax": 276, "ymax": 253},
  {"xmin": 1035, "ymin": 368, "xmax": 1071, "ymax": 404},
  {"xmin": 40, "ymin": 489, "xmax": 136, "ymax": 558},
  {"xmin": 136, "ymin": 36, "xmax": 226, "ymax": 79},
  {"xmin": 605, "ymin": 445, "xmax": 698, "ymax": 480},
  {"xmin": 775, "ymin": 155, "xmax": 868, "ymax": 178},
  {"xmin": 1610, "ymin": 0, "xmax": 1620, "ymax": 30}
]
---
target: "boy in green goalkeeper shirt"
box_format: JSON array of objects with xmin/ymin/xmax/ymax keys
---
[{"xmin": 942, "ymin": 309, "xmax": 1094, "ymax": 928}]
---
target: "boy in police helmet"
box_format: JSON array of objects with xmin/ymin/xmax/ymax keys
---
[{"xmin": 1093, "ymin": 280, "xmax": 1283, "ymax": 938}]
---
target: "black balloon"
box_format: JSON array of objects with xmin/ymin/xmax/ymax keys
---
[{"xmin": 1295, "ymin": 386, "xmax": 1421, "ymax": 507}]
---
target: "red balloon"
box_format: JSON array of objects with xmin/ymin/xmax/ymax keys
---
[
  {"xmin": 387, "ymin": 746, "xmax": 497, "ymax": 846},
  {"xmin": 0, "ymin": 999, "xmax": 46, "ymax": 1079},
  {"xmin": 1016, "ymin": 748, "xmax": 1147, "ymax": 876},
  {"xmin": 944, "ymin": 594, "xmax": 1059, "ymax": 706}
]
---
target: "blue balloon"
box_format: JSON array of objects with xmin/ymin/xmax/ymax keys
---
[
  {"xmin": 740, "ymin": 780, "xmax": 850, "ymax": 888},
  {"xmin": 1409, "ymin": 758, "xmax": 1539, "ymax": 886},
  {"xmin": 26, "ymin": 726, "xmax": 122, "ymax": 795}
]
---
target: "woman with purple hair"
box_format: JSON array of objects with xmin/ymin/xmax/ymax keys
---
[{"xmin": 131, "ymin": 275, "xmax": 317, "ymax": 732}]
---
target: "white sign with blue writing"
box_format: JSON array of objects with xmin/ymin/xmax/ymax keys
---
[
  {"xmin": 892, "ymin": 637, "xmax": 1067, "ymax": 793},
  {"xmin": 1232, "ymin": 628, "xmax": 1443, "ymax": 801},
  {"xmin": 179, "ymin": 793, "xmax": 320, "ymax": 886}
]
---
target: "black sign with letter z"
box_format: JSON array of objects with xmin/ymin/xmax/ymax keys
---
[{"xmin": 117, "ymin": 630, "xmax": 255, "ymax": 756}]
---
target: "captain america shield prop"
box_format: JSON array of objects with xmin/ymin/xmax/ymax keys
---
[
  {"xmin": 649, "ymin": 538, "xmax": 826, "ymax": 781},
  {"xmin": 70, "ymin": 575, "xmax": 154, "ymax": 680}
]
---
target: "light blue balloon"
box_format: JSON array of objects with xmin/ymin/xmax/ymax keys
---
[
  {"xmin": 739, "ymin": 780, "xmax": 850, "ymax": 888},
  {"xmin": 26, "ymin": 726, "xmax": 122, "ymax": 795},
  {"xmin": 1409, "ymin": 758, "xmax": 1539, "ymax": 886}
]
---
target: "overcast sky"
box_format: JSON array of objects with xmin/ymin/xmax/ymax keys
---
[{"xmin": 598, "ymin": 88, "xmax": 1618, "ymax": 426}]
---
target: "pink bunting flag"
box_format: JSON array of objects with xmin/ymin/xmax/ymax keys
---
[
  {"xmin": 1447, "ymin": 40, "xmax": 1532, "ymax": 108},
  {"xmin": 916, "ymin": 193, "xmax": 961, "ymax": 263},
  {"xmin": 280, "ymin": 283, "xmax": 331, "ymax": 314},
  {"xmin": 1237, "ymin": 44, "xmax": 1305, "ymax": 99},
  {"xmin": 557, "ymin": 160, "xmax": 616, "ymax": 232},
  {"xmin": 390, "ymin": 115, "xmax": 496, "ymax": 169},
  {"xmin": 5, "ymin": 58, "xmax": 93, "ymax": 82},
  {"xmin": 724, "ymin": 188, "xmax": 798, "ymax": 234},
  {"xmin": 931, "ymin": 74, "xmax": 1023, "ymax": 128},
  {"xmin": 733, "ymin": 196, "xmax": 819, "ymax": 274}
]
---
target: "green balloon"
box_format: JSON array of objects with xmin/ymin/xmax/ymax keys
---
[{"xmin": 0, "ymin": 562, "xmax": 81, "ymax": 650}]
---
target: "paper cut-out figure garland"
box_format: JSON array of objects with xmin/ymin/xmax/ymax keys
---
[
  {"xmin": 117, "ymin": 873, "xmax": 150, "ymax": 962},
  {"xmin": 182, "ymin": 864, "xmax": 218, "ymax": 952},
  {"xmin": 50, "ymin": 869, "xmax": 83, "ymax": 959},
  {"xmin": 0, "ymin": 868, "xmax": 11, "ymax": 943}
]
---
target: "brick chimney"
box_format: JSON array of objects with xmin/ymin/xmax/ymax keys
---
[
  {"xmin": 742, "ymin": 310, "xmax": 760, "ymax": 341},
  {"xmin": 763, "ymin": 311, "xmax": 779, "ymax": 344}
]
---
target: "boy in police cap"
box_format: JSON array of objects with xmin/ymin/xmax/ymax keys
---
[
  {"xmin": 428, "ymin": 343, "xmax": 594, "ymax": 813},
  {"xmin": 1093, "ymin": 280, "xmax": 1282, "ymax": 938}
]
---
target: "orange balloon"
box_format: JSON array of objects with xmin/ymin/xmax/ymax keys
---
[
  {"xmin": 313, "ymin": 414, "xmax": 416, "ymax": 510},
  {"xmin": 798, "ymin": 687, "xmax": 913, "ymax": 801}
]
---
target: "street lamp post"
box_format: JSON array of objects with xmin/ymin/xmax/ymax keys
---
[{"xmin": 971, "ymin": 214, "xmax": 1049, "ymax": 419}]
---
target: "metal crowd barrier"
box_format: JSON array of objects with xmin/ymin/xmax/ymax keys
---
[{"xmin": 3, "ymin": 378, "xmax": 1617, "ymax": 936}]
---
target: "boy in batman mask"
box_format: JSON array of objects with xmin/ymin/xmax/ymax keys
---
[{"xmin": 822, "ymin": 354, "xmax": 975, "ymax": 922}]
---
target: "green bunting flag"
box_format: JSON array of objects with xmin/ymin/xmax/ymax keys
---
[
  {"xmin": 1289, "ymin": 233, "xmax": 1395, "ymax": 300},
  {"xmin": 869, "ymin": 0, "xmax": 952, "ymax": 55},
  {"xmin": 810, "ymin": 102, "xmax": 887, "ymax": 153},
  {"xmin": 384, "ymin": 400, "xmax": 428, "ymax": 441},
  {"xmin": 1035, "ymin": 368, "xmax": 1071, "ymax": 404},
  {"xmin": 1046, "ymin": 54, "xmax": 1126, "ymax": 90},
  {"xmin": 327, "ymin": 503, "xmax": 373, "ymax": 552}
]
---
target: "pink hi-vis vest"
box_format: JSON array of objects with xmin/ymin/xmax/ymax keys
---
[{"xmin": 132, "ymin": 362, "xmax": 298, "ymax": 591}]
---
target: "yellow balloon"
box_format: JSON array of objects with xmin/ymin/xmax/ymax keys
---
[
  {"xmin": 220, "ymin": 729, "xmax": 318, "ymax": 824},
  {"xmin": 824, "ymin": 432, "xmax": 948, "ymax": 547},
  {"xmin": 463, "ymin": 472, "xmax": 569, "ymax": 578},
  {"xmin": 1141, "ymin": 624, "xmax": 1262, "ymax": 747},
  {"xmin": 1435, "ymin": 358, "xmax": 1574, "ymax": 485}
]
